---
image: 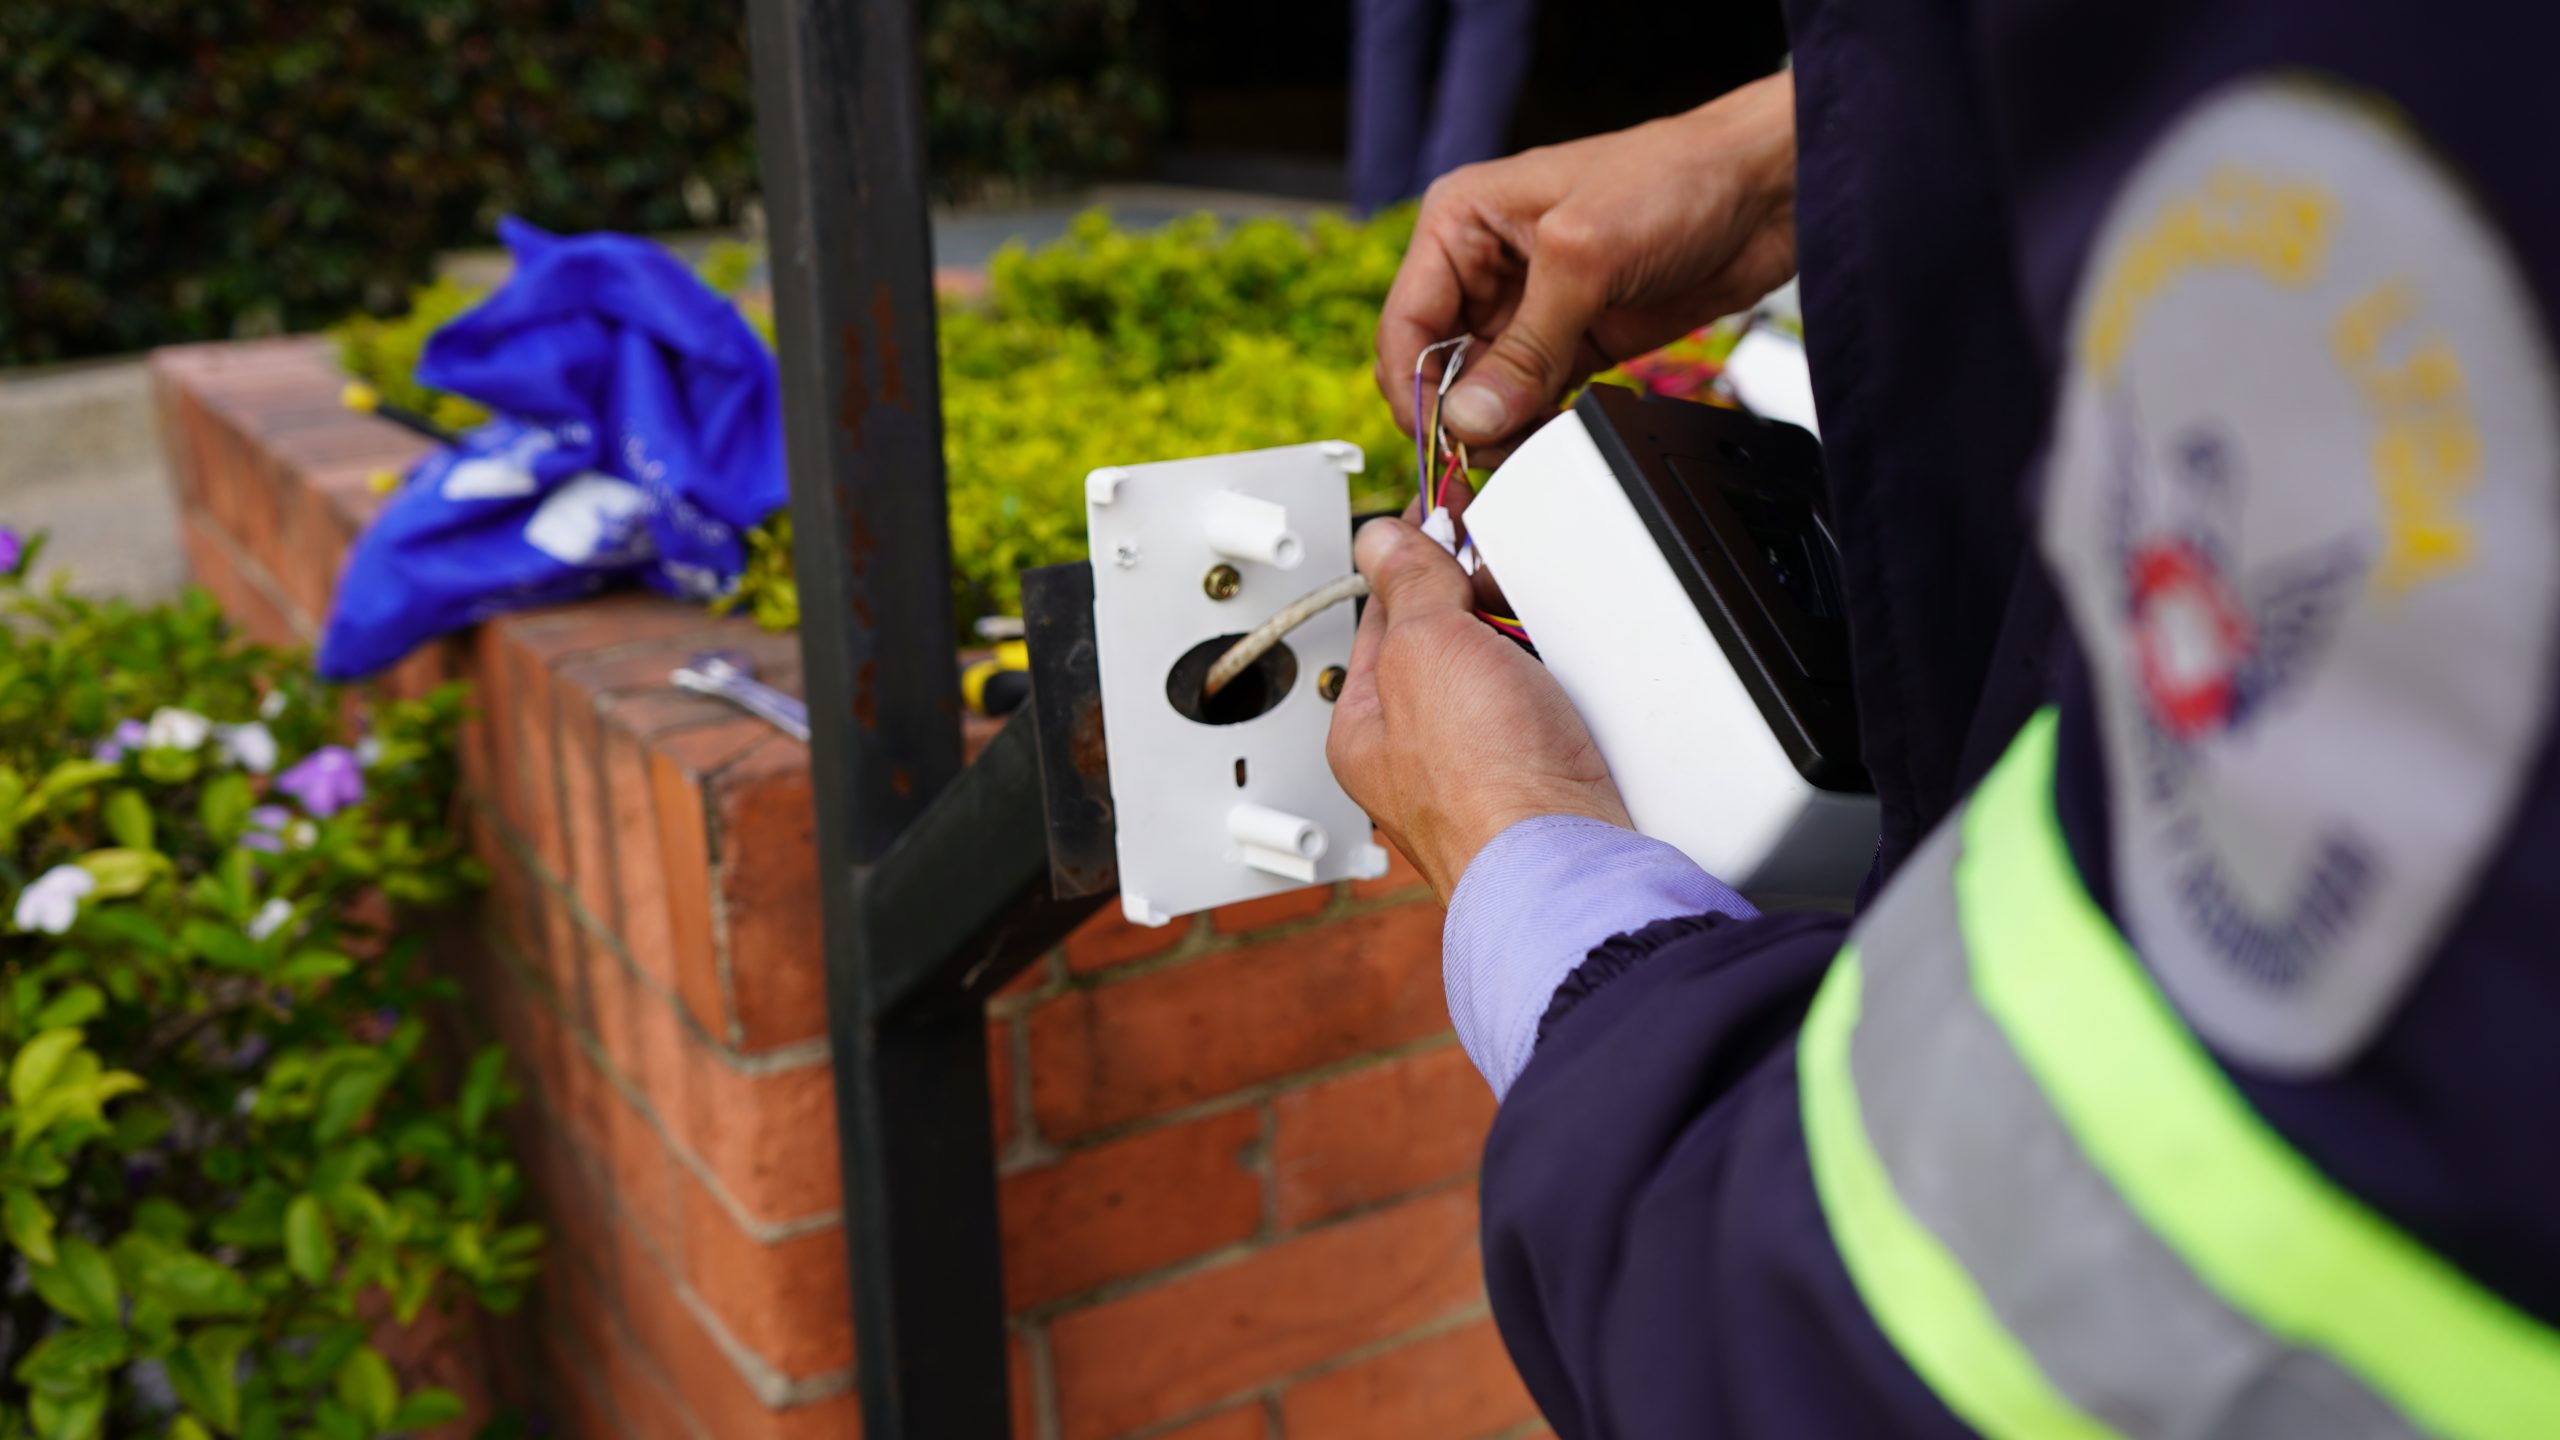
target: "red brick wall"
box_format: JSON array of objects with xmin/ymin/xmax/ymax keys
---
[{"xmin": 154, "ymin": 337, "xmax": 1543, "ymax": 1440}]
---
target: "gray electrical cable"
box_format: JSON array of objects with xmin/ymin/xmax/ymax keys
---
[{"xmin": 1202, "ymin": 572, "xmax": 1372, "ymax": 700}]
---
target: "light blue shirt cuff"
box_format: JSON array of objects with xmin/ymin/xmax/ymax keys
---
[{"xmin": 1443, "ymin": 816, "xmax": 1758, "ymax": 1099}]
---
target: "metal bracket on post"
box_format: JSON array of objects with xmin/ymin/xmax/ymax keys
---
[
  {"xmin": 745, "ymin": 1, "xmax": 1106, "ymax": 1436},
  {"xmin": 1020, "ymin": 562, "xmax": 1118, "ymax": 900}
]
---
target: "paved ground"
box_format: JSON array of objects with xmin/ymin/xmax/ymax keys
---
[
  {"xmin": 0, "ymin": 362, "xmax": 184, "ymax": 605},
  {"xmin": 0, "ymin": 184, "xmax": 1329, "ymax": 607},
  {"xmin": 5, "ymin": 465, "xmax": 185, "ymax": 607}
]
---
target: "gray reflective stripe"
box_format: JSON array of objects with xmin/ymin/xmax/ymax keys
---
[{"xmin": 1845, "ymin": 817, "xmax": 2418, "ymax": 1440}]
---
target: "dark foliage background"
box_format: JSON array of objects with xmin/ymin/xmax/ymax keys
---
[{"xmin": 1, "ymin": 0, "xmax": 1161, "ymax": 366}]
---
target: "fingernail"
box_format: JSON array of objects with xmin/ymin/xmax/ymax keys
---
[{"xmin": 1444, "ymin": 383, "xmax": 1507, "ymax": 438}]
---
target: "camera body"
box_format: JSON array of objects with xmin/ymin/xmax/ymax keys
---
[{"xmin": 1463, "ymin": 384, "xmax": 1877, "ymax": 907}]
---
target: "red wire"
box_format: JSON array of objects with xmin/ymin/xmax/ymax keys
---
[{"xmin": 1434, "ymin": 447, "xmax": 1465, "ymax": 510}]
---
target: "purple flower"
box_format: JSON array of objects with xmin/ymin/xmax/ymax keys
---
[
  {"xmin": 242, "ymin": 804, "xmax": 292, "ymax": 854},
  {"xmin": 276, "ymin": 746, "xmax": 364, "ymax": 818},
  {"xmin": 0, "ymin": 527, "xmax": 23, "ymax": 576},
  {"xmin": 92, "ymin": 718, "xmax": 148, "ymax": 764}
]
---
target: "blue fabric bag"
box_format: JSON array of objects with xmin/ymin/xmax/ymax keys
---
[{"xmin": 316, "ymin": 218, "xmax": 784, "ymax": 679}]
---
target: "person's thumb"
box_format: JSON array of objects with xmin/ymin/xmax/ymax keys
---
[
  {"xmin": 1355, "ymin": 517, "xmax": 1474, "ymax": 621},
  {"xmin": 1440, "ymin": 246, "xmax": 1604, "ymax": 445}
]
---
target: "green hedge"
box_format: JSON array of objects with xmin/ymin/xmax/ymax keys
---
[
  {"xmin": 0, "ymin": 556, "xmax": 525, "ymax": 1438},
  {"xmin": 2, "ymin": 0, "xmax": 1159, "ymax": 367}
]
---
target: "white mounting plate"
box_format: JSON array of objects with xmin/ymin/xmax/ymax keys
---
[{"xmin": 1087, "ymin": 441, "xmax": 1388, "ymax": 926}]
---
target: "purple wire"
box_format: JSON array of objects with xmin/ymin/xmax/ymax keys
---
[{"xmin": 1413, "ymin": 365, "xmax": 1431, "ymax": 502}]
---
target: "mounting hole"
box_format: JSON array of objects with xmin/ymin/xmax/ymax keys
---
[
  {"xmin": 1166, "ymin": 634, "xmax": 1298, "ymax": 726},
  {"xmin": 1234, "ymin": 758, "xmax": 1249, "ymax": 787}
]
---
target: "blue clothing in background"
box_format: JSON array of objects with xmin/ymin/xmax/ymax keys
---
[
  {"xmin": 1349, "ymin": 0, "xmax": 1539, "ymax": 212},
  {"xmin": 317, "ymin": 218, "xmax": 784, "ymax": 679},
  {"xmin": 1464, "ymin": 1, "xmax": 2560, "ymax": 1436}
]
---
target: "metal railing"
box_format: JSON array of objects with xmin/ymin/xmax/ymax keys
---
[{"xmin": 744, "ymin": 0, "xmax": 1110, "ymax": 1432}]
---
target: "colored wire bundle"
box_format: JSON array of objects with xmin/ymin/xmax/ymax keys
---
[{"xmin": 1411, "ymin": 336, "xmax": 1530, "ymax": 644}]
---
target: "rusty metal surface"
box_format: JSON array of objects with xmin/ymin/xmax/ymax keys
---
[
  {"xmin": 746, "ymin": 0, "xmax": 1011, "ymax": 1434},
  {"xmin": 1021, "ymin": 562, "xmax": 1118, "ymax": 900}
]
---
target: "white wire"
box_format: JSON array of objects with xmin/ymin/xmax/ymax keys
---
[{"xmin": 1202, "ymin": 573, "xmax": 1372, "ymax": 700}]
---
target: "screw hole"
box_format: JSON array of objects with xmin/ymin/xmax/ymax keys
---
[{"xmin": 1234, "ymin": 757, "xmax": 1248, "ymax": 787}]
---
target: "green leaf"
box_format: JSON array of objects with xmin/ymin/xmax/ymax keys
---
[
  {"xmin": 0, "ymin": 767, "xmax": 26, "ymax": 847},
  {"xmin": 199, "ymin": 771, "xmax": 253, "ymax": 845},
  {"xmin": 127, "ymin": 1240, "xmax": 257, "ymax": 1318},
  {"xmin": 5, "ymin": 1183, "xmax": 57, "ymax": 1264},
  {"xmin": 489, "ymin": 1223, "xmax": 546, "ymax": 1262},
  {"xmin": 313, "ymin": 1055, "xmax": 397, "ymax": 1142},
  {"xmin": 79, "ymin": 906, "xmax": 173, "ymax": 958},
  {"xmin": 313, "ymin": 1400, "xmax": 365, "ymax": 1440},
  {"xmin": 31, "ymin": 758, "xmax": 119, "ymax": 806},
  {"xmin": 181, "ymin": 919, "xmax": 266, "ymax": 973},
  {"xmin": 29, "ymin": 1237, "xmax": 118, "ymax": 1325},
  {"xmin": 12, "ymin": 1027, "xmax": 83, "ymax": 1106},
  {"xmin": 275, "ymin": 949, "xmax": 353, "ymax": 986},
  {"xmin": 168, "ymin": 1325, "xmax": 249, "ymax": 1434},
  {"xmin": 103, "ymin": 788, "xmax": 153, "ymax": 852},
  {"xmin": 28, "ymin": 1382, "xmax": 106, "ymax": 1440},
  {"xmin": 138, "ymin": 746, "xmax": 200, "ymax": 785},
  {"xmin": 390, "ymin": 1256, "xmax": 440, "ymax": 1325},
  {"xmin": 217, "ymin": 850, "xmax": 255, "ymax": 917},
  {"xmin": 15, "ymin": 1325, "xmax": 126, "ymax": 1399},
  {"xmin": 74, "ymin": 847, "xmax": 161, "ymax": 899},
  {"xmin": 309, "ymin": 1139, "xmax": 382, "ymax": 1200},
  {"xmin": 132, "ymin": 1196, "xmax": 193, "ymax": 1244},
  {"xmin": 334, "ymin": 1344, "xmax": 397, "ymax": 1430},
  {"xmin": 386, "ymin": 1388, "xmax": 465, "ymax": 1429},
  {"xmin": 169, "ymin": 1417, "xmax": 214, "ymax": 1440},
  {"xmin": 284, "ymin": 1193, "xmax": 334, "ymax": 1285},
  {"xmin": 457, "ymin": 1046, "xmax": 506, "ymax": 1138},
  {"xmin": 33, "ymin": 983, "xmax": 103, "ymax": 1030}
]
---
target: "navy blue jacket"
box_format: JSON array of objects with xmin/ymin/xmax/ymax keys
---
[{"xmin": 1480, "ymin": 3, "xmax": 2560, "ymax": 1434}]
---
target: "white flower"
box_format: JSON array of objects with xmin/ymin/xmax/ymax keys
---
[
  {"xmin": 286, "ymin": 821, "xmax": 317, "ymax": 851},
  {"xmin": 353, "ymin": 736, "xmax": 385, "ymax": 771},
  {"xmin": 219, "ymin": 722, "xmax": 278, "ymax": 775},
  {"xmin": 144, "ymin": 707, "xmax": 212, "ymax": 753},
  {"xmin": 15, "ymin": 866, "xmax": 96, "ymax": 935},
  {"xmin": 247, "ymin": 897, "xmax": 294, "ymax": 943},
  {"xmin": 258, "ymin": 689, "xmax": 289, "ymax": 721}
]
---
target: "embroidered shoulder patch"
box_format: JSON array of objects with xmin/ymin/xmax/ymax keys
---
[{"xmin": 2041, "ymin": 78, "xmax": 2560, "ymax": 1074}]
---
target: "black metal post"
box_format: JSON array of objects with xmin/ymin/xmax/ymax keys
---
[{"xmin": 744, "ymin": 0, "xmax": 1013, "ymax": 1433}]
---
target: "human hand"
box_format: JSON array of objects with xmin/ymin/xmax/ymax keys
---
[
  {"xmin": 1326, "ymin": 510, "xmax": 1629, "ymax": 904},
  {"xmin": 1377, "ymin": 71, "xmax": 1798, "ymax": 453}
]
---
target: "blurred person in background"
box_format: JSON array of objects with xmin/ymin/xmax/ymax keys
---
[
  {"xmin": 1332, "ymin": 0, "xmax": 2560, "ymax": 1435},
  {"xmin": 1347, "ymin": 0, "xmax": 1538, "ymax": 213}
]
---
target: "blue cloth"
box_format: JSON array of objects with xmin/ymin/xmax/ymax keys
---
[
  {"xmin": 316, "ymin": 218, "xmax": 784, "ymax": 679},
  {"xmin": 1443, "ymin": 816, "xmax": 1756, "ymax": 1098}
]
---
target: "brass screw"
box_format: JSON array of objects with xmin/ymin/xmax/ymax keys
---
[
  {"xmin": 1316, "ymin": 665, "xmax": 1347, "ymax": 702},
  {"xmin": 1203, "ymin": 564, "xmax": 1242, "ymax": 600}
]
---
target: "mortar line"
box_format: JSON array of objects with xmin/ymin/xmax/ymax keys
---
[
  {"xmin": 486, "ymin": 932, "xmax": 845, "ymax": 1242},
  {"xmin": 1013, "ymin": 1172, "xmax": 1480, "ymax": 1324},
  {"xmin": 475, "ymin": 805, "xmax": 833, "ymax": 1075}
]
